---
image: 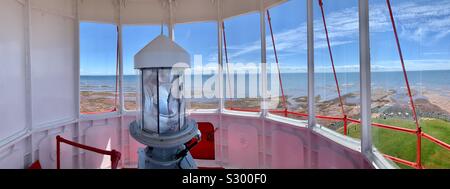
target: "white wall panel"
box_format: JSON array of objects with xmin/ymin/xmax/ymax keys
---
[
  {"xmin": 0, "ymin": 144, "xmax": 26, "ymax": 169},
  {"xmin": 37, "ymin": 124, "xmax": 76, "ymax": 169},
  {"xmin": 0, "ymin": 0, "xmax": 28, "ymax": 142},
  {"xmin": 84, "ymin": 124, "xmax": 119, "ymax": 169},
  {"xmin": 79, "ymin": 117, "xmax": 121, "ymax": 169},
  {"xmin": 122, "ymin": 115, "xmax": 141, "ymax": 166},
  {"xmin": 31, "ymin": 4, "xmax": 77, "ymax": 128}
]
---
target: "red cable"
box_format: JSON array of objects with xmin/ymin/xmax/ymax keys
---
[
  {"xmin": 114, "ymin": 26, "xmax": 120, "ymax": 112},
  {"xmin": 267, "ymin": 10, "xmax": 288, "ymax": 115},
  {"xmin": 318, "ymin": 0, "xmax": 348, "ymax": 134},
  {"xmin": 386, "ymin": 0, "xmax": 420, "ymax": 131},
  {"xmin": 222, "ymin": 22, "xmax": 234, "ymax": 109},
  {"xmin": 222, "ymin": 22, "xmax": 230, "ymax": 66},
  {"xmin": 386, "ymin": 0, "xmax": 422, "ymax": 168},
  {"xmin": 80, "ymin": 27, "xmax": 120, "ymax": 115}
]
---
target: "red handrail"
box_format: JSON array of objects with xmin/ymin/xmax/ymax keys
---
[
  {"xmin": 56, "ymin": 135, "xmax": 121, "ymax": 169},
  {"xmin": 422, "ymin": 133, "xmax": 450, "ymax": 151},
  {"xmin": 383, "ymin": 154, "xmax": 417, "ymax": 168}
]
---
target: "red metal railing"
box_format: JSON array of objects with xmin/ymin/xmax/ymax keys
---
[{"xmin": 56, "ymin": 135, "xmax": 121, "ymax": 169}]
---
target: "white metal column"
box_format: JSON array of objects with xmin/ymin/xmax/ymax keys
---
[
  {"xmin": 217, "ymin": 0, "xmax": 226, "ymax": 166},
  {"xmin": 218, "ymin": 0, "xmax": 224, "ymax": 113},
  {"xmin": 24, "ymin": 0, "xmax": 33, "ymax": 167},
  {"xmin": 168, "ymin": 0, "xmax": 174, "ymax": 40},
  {"xmin": 118, "ymin": 15, "xmax": 124, "ymax": 114},
  {"xmin": 117, "ymin": 0, "xmax": 126, "ymax": 168},
  {"xmin": 259, "ymin": 0, "xmax": 267, "ymax": 168},
  {"xmin": 75, "ymin": 0, "xmax": 82, "ymax": 169},
  {"xmin": 307, "ymin": 0, "xmax": 315, "ymax": 128},
  {"xmin": 359, "ymin": 0, "xmax": 372, "ymax": 155},
  {"xmin": 260, "ymin": 3, "xmax": 268, "ymax": 117}
]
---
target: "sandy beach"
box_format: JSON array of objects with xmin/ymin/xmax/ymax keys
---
[
  {"xmin": 423, "ymin": 91, "xmax": 450, "ymax": 116},
  {"xmin": 80, "ymin": 91, "xmax": 137, "ymax": 113}
]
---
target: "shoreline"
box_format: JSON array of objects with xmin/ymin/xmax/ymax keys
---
[{"xmin": 80, "ymin": 90, "xmax": 450, "ymax": 122}]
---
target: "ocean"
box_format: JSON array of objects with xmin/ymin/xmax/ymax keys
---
[{"xmin": 80, "ymin": 70, "xmax": 450, "ymax": 100}]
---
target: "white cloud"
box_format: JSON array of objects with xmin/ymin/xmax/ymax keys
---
[
  {"xmin": 371, "ymin": 59, "xmax": 450, "ymax": 72},
  {"xmin": 374, "ymin": 1, "xmax": 450, "ymax": 43}
]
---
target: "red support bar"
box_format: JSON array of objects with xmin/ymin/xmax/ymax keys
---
[
  {"xmin": 371, "ymin": 122, "xmax": 417, "ymax": 134},
  {"xmin": 285, "ymin": 111, "xmax": 309, "ymax": 117},
  {"xmin": 56, "ymin": 136, "xmax": 60, "ymax": 169},
  {"xmin": 422, "ymin": 132, "xmax": 450, "ymax": 151},
  {"xmin": 344, "ymin": 118, "xmax": 417, "ymax": 134},
  {"xmin": 56, "ymin": 135, "xmax": 121, "ymax": 169},
  {"xmin": 417, "ymin": 129, "xmax": 422, "ymax": 168},
  {"xmin": 347, "ymin": 118, "xmax": 361, "ymax": 124},
  {"xmin": 343, "ymin": 115, "xmax": 348, "ymax": 135},
  {"xmin": 271, "ymin": 110, "xmax": 307, "ymax": 117},
  {"xmin": 316, "ymin": 115, "xmax": 345, "ymax": 121},
  {"xmin": 383, "ymin": 154, "xmax": 418, "ymax": 168}
]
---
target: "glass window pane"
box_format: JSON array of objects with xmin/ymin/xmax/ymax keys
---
[
  {"xmin": 314, "ymin": 0, "xmax": 361, "ymax": 139},
  {"xmin": 370, "ymin": 0, "xmax": 450, "ymax": 168},
  {"xmin": 223, "ymin": 12, "xmax": 262, "ymax": 111},
  {"xmin": 80, "ymin": 22, "xmax": 118, "ymax": 114},
  {"xmin": 123, "ymin": 25, "xmax": 161, "ymax": 111},
  {"xmin": 266, "ymin": 0, "xmax": 308, "ymax": 121},
  {"xmin": 175, "ymin": 21, "xmax": 219, "ymax": 110}
]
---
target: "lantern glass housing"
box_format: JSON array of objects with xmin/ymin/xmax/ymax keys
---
[{"xmin": 137, "ymin": 67, "xmax": 186, "ymax": 135}]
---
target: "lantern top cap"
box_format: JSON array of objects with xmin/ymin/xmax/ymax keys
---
[{"xmin": 135, "ymin": 35, "xmax": 190, "ymax": 69}]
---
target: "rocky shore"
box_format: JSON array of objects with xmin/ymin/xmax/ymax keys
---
[{"xmin": 81, "ymin": 89, "xmax": 450, "ymax": 125}]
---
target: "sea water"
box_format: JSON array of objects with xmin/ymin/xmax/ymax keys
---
[{"xmin": 80, "ymin": 70, "xmax": 450, "ymax": 101}]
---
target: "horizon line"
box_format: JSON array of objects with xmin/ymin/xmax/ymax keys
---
[{"xmin": 80, "ymin": 69, "xmax": 450, "ymax": 76}]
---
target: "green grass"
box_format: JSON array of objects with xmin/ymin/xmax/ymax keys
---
[{"xmin": 339, "ymin": 118, "xmax": 450, "ymax": 169}]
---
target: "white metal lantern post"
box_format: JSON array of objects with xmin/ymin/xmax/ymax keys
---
[{"xmin": 129, "ymin": 35, "xmax": 200, "ymax": 169}]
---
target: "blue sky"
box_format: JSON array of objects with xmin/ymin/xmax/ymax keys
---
[{"xmin": 80, "ymin": 0, "xmax": 450, "ymax": 75}]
